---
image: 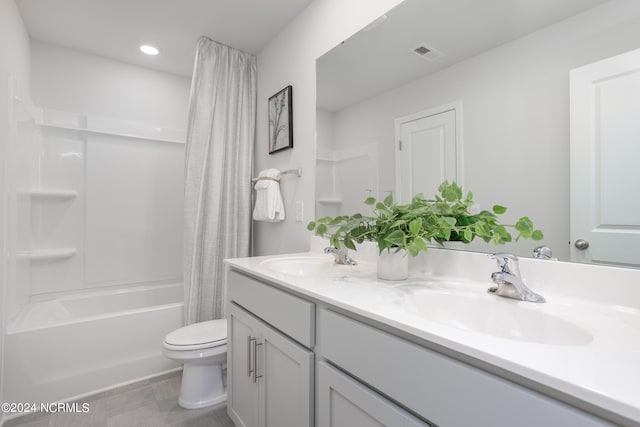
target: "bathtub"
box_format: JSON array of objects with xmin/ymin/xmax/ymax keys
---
[{"xmin": 3, "ymin": 283, "xmax": 183, "ymax": 407}]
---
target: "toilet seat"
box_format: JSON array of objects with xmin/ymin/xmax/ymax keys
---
[{"xmin": 163, "ymin": 319, "xmax": 227, "ymax": 351}]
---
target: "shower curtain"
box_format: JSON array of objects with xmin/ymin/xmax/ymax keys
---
[{"xmin": 183, "ymin": 37, "xmax": 256, "ymax": 323}]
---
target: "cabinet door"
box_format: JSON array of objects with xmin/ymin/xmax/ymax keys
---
[
  {"xmin": 318, "ymin": 362, "xmax": 429, "ymax": 427},
  {"xmin": 228, "ymin": 303, "xmax": 260, "ymax": 427},
  {"xmin": 261, "ymin": 322, "xmax": 314, "ymax": 427}
]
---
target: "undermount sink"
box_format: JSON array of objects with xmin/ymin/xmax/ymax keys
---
[
  {"xmin": 260, "ymin": 256, "xmax": 359, "ymax": 277},
  {"xmin": 405, "ymin": 292, "xmax": 593, "ymax": 346}
]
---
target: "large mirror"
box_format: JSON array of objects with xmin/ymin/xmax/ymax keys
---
[{"xmin": 315, "ymin": 0, "xmax": 640, "ymax": 266}]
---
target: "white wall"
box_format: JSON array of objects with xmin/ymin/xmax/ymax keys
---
[
  {"xmin": 0, "ymin": 0, "xmax": 31, "ymax": 419},
  {"xmin": 0, "ymin": 0, "xmax": 31, "ymax": 98},
  {"xmin": 327, "ymin": 1, "xmax": 640, "ymax": 260},
  {"xmin": 31, "ymin": 41, "xmax": 191, "ymax": 129},
  {"xmin": 315, "ymin": 109, "xmax": 337, "ymax": 217},
  {"xmin": 254, "ymin": 0, "xmax": 404, "ymax": 255},
  {"xmin": 0, "ymin": 79, "xmax": 8, "ymax": 427}
]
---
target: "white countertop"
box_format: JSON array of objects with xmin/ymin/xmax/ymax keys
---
[{"xmin": 224, "ymin": 246, "xmax": 640, "ymax": 425}]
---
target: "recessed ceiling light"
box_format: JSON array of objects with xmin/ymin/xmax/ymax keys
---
[{"xmin": 140, "ymin": 45, "xmax": 159, "ymax": 56}]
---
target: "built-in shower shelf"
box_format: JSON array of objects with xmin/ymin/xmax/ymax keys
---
[
  {"xmin": 26, "ymin": 189, "xmax": 78, "ymax": 200},
  {"xmin": 17, "ymin": 248, "xmax": 77, "ymax": 261},
  {"xmin": 317, "ymin": 198, "xmax": 343, "ymax": 205}
]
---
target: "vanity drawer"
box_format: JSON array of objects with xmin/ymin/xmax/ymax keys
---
[
  {"xmin": 319, "ymin": 309, "xmax": 611, "ymax": 427},
  {"xmin": 227, "ymin": 269, "xmax": 314, "ymax": 348}
]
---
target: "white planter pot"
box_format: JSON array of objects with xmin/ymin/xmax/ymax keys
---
[
  {"xmin": 428, "ymin": 241, "xmax": 467, "ymax": 251},
  {"xmin": 441, "ymin": 241, "xmax": 466, "ymax": 251},
  {"xmin": 377, "ymin": 249, "xmax": 409, "ymax": 281}
]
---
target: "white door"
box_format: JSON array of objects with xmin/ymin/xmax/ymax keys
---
[
  {"xmin": 570, "ymin": 48, "xmax": 640, "ymax": 267},
  {"xmin": 395, "ymin": 104, "xmax": 461, "ymax": 203}
]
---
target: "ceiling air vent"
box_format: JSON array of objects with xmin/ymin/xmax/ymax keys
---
[{"xmin": 412, "ymin": 44, "xmax": 444, "ymax": 61}]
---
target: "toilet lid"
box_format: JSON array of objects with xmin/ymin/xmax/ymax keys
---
[{"xmin": 164, "ymin": 319, "xmax": 227, "ymax": 348}]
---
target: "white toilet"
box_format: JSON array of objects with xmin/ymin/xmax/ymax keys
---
[{"xmin": 162, "ymin": 319, "xmax": 228, "ymax": 409}]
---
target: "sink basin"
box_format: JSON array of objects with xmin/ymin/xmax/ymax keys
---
[
  {"xmin": 260, "ymin": 256, "xmax": 359, "ymax": 277},
  {"xmin": 405, "ymin": 292, "xmax": 593, "ymax": 345}
]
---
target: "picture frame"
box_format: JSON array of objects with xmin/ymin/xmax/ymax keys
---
[{"xmin": 268, "ymin": 85, "xmax": 293, "ymax": 154}]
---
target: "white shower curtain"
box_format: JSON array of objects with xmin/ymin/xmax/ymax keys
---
[{"xmin": 183, "ymin": 37, "xmax": 256, "ymax": 324}]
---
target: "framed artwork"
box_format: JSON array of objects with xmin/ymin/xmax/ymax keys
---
[{"xmin": 268, "ymin": 85, "xmax": 293, "ymax": 154}]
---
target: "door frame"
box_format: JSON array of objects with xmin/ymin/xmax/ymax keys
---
[{"xmin": 394, "ymin": 101, "xmax": 464, "ymax": 201}]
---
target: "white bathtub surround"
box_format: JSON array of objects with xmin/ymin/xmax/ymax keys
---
[
  {"xmin": 6, "ymin": 101, "xmax": 186, "ymax": 300},
  {"xmin": 0, "ymin": 101, "xmax": 187, "ymax": 414},
  {"xmin": 183, "ymin": 37, "xmax": 256, "ymax": 323},
  {"xmin": 225, "ymin": 242, "xmax": 640, "ymax": 425}
]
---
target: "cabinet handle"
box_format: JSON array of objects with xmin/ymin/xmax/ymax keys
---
[
  {"xmin": 251, "ymin": 339, "xmax": 263, "ymax": 383},
  {"xmin": 247, "ymin": 335, "xmax": 254, "ymax": 378}
]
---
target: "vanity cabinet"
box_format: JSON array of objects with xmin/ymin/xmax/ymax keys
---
[
  {"xmin": 227, "ymin": 271, "xmax": 314, "ymax": 427},
  {"xmin": 226, "ymin": 267, "xmax": 616, "ymax": 427}
]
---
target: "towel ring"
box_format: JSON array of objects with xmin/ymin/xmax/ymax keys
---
[{"xmin": 251, "ymin": 167, "xmax": 302, "ymax": 182}]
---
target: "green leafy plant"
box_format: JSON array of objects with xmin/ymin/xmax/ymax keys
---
[{"xmin": 307, "ymin": 181, "xmax": 544, "ymax": 256}]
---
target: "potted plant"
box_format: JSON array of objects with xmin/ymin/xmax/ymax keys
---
[{"xmin": 307, "ymin": 181, "xmax": 544, "ymax": 280}]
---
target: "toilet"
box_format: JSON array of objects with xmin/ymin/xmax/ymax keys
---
[{"xmin": 162, "ymin": 319, "xmax": 228, "ymax": 409}]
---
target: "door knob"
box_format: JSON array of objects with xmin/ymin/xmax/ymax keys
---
[{"xmin": 574, "ymin": 239, "xmax": 589, "ymax": 250}]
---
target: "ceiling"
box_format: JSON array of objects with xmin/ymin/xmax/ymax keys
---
[
  {"xmin": 317, "ymin": 0, "xmax": 610, "ymax": 112},
  {"xmin": 16, "ymin": 0, "xmax": 314, "ymax": 78}
]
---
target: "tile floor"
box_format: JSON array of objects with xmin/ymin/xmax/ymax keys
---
[{"xmin": 4, "ymin": 372, "xmax": 235, "ymax": 427}]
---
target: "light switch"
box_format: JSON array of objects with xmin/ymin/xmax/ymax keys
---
[{"xmin": 295, "ymin": 201, "xmax": 304, "ymax": 222}]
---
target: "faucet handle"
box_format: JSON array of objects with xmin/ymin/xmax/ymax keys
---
[
  {"xmin": 489, "ymin": 252, "xmax": 519, "ymax": 273},
  {"xmin": 324, "ymin": 246, "xmax": 357, "ymax": 265},
  {"xmin": 533, "ymin": 246, "xmax": 553, "ymax": 260},
  {"xmin": 324, "ymin": 246, "xmax": 346, "ymax": 255}
]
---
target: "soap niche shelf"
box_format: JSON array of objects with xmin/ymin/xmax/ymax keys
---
[
  {"xmin": 21, "ymin": 188, "xmax": 79, "ymax": 263},
  {"xmin": 317, "ymin": 198, "xmax": 342, "ymax": 205},
  {"xmin": 25, "ymin": 189, "xmax": 78, "ymax": 200},
  {"xmin": 17, "ymin": 248, "xmax": 77, "ymax": 261}
]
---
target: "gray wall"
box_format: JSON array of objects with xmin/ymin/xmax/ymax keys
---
[{"xmin": 253, "ymin": 0, "xmax": 404, "ymax": 255}]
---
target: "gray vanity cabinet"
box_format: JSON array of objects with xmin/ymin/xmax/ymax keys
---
[
  {"xmin": 226, "ymin": 267, "xmax": 616, "ymax": 427},
  {"xmin": 318, "ymin": 361, "xmax": 429, "ymax": 427},
  {"xmin": 227, "ymin": 271, "xmax": 315, "ymax": 427}
]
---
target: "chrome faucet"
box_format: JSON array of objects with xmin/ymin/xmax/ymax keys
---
[
  {"xmin": 488, "ymin": 253, "xmax": 545, "ymax": 303},
  {"xmin": 324, "ymin": 246, "xmax": 357, "ymax": 266}
]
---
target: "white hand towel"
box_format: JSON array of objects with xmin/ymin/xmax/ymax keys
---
[{"xmin": 253, "ymin": 168, "xmax": 285, "ymax": 222}]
